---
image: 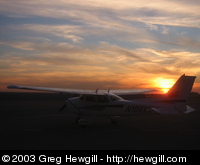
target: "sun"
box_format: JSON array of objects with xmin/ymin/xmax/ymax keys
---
[{"xmin": 154, "ymin": 78, "xmax": 175, "ymax": 93}]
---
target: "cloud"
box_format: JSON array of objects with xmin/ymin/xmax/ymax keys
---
[
  {"xmin": 1, "ymin": 41, "xmax": 200, "ymax": 78},
  {"xmin": 9, "ymin": 22, "xmax": 151, "ymax": 45},
  {"xmin": 1, "ymin": 1, "xmax": 198, "ymax": 54},
  {"xmin": 0, "ymin": 0, "xmax": 200, "ymax": 92},
  {"xmin": 161, "ymin": 26, "xmax": 169, "ymax": 34},
  {"xmin": 1, "ymin": 0, "xmax": 200, "ymax": 29},
  {"xmin": 13, "ymin": 24, "xmax": 84, "ymax": 43},
  {"xmin": 98, "ymin": 42, "xmax": 149, "ymax": 62},
  {"xmin": 0, "ymin": 41, "xmax": 35, "ymax": 50}
]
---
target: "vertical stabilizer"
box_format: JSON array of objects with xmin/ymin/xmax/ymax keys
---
[
  {"xmin": 167, "ymin": 74, "xmax": 196, "ymax": 101},
  {"xmin": 156, "ymin": 74, "xmax": 196, "ymax": 114}
]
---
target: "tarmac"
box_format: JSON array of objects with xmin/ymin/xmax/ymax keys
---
[{"xmin": 0, "ymin": 92, "xmax": 200, "ymax": 150}]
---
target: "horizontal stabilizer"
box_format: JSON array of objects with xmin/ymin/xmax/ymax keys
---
[{"xmin": 184, "ymin": 106, "xmax": 195, "ymax": 114}]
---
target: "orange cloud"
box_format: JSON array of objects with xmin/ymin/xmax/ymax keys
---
[
  {"xmin": 1, "ymin": 41, "xmax": 200, "ymax": 92},
  {"xmin": 1, "ymin": 0, "xmax": 200, "ymax": 93}
]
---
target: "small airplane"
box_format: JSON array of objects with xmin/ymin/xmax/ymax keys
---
[{"xmin": 7, "ymin": 74, "xmax": 196, "ymax": 126}]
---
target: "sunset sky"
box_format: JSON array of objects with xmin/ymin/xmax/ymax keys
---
[{"xmin": 0, "ymin": 0, "xmax": 200, "ymax": 92}]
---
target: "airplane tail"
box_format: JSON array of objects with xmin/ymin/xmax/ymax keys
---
[
  {"xmin": 167, "ymin": 74, "xmax": 196, "ymax": 101},
  {"xmin": 167, "ymin": 74, "xmax": 196, "ymax": 114},
  {"xmin": 154, "ymin": 74, "xmax": 196, "ymax": 114}
]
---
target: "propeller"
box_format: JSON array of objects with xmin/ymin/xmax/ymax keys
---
[{"xmin": 59, "ymin": 103, "xmax": 67, "ymax": 112}]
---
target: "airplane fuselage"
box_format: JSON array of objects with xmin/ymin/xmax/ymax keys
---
[{"xmin": 66, "ymin": 93, "xmax": 159, "ymax": 117}]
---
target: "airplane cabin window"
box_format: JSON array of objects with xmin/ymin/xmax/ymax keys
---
[
  {"xmin": 85, "ymin": 95, "xmax": 98, "ymax": 102},
  {"xmin": 79, "ymin": 94, "xmax": 109, "ymax": 103},
  {"xmin": 98, "ymin": 95, "xmax": 109, "ymax": 103}
]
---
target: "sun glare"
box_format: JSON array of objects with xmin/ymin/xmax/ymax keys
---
[{"xmin": 154, "ymin": 78, "xmax": 175, "ymax": 93}]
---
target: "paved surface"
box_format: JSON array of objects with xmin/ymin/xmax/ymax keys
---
[{"xmin": 0, "ymin": 92, "xmax": 200, "ymax": 150}]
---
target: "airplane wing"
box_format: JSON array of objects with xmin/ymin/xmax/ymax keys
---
[
  {"xmin": 110, "ymin": 89, "xmax": 156, "ymax": 95},
  {"xmin": 7, "ymin": 85, "xmax": 93, "ymax": 94},
  {"xmin": 7, "ymin": 85, "xmax": 155, "ymax": 95}
]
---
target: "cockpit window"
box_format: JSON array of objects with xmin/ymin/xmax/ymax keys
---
[
  {"xmin": 85, "ymin": 95, "xmax": 98, "ymax": 102},
  {"xmin": 79, "ymin": 94, "xmax": 109, "ymax": 103}
]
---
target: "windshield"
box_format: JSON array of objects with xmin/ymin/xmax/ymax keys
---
[
  {"xmin": 79, "ymin": 94, "xmax": 109, "ymax": 103},
  {"xmin": 109, "ymin": 94, "xmax": 122, "ymax": 101}
]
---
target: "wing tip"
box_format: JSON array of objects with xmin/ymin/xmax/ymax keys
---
[{"xmin": 7, "ymin": 85, "xmax": 19, "ymax": 89}]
